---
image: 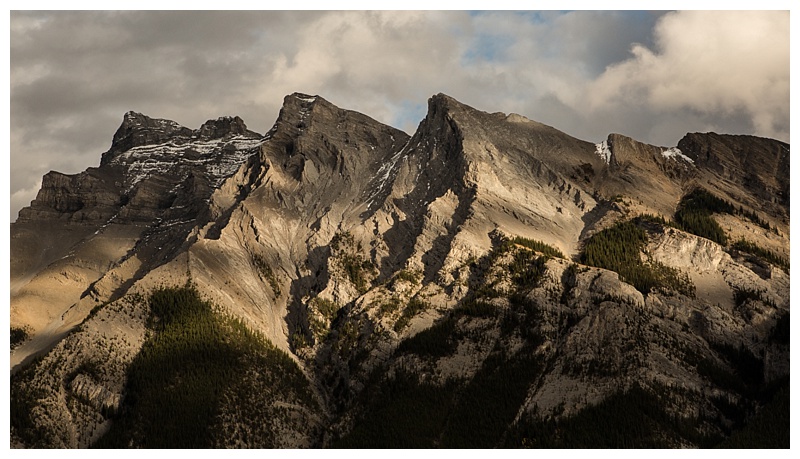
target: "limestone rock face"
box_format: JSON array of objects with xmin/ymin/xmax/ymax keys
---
[
  {"xmin": 11, "ymin": 93, "xmax": 789, "ymax": 448},
  {"xmin": 678, "ymin": 132, "xmax": 790, "ymax": 218},
  {"xmin": 10, "ymin": 109, "xmax": 264, "ymax": 365}
]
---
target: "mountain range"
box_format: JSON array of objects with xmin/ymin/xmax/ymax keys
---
[{"xmin": 10, "ymin": 92, "xmax": 790, "ymax": 448}]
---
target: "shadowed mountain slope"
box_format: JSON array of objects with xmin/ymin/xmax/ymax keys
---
[{"xmin": 10, "ymin": 93, "xmax": 789, "ymax": 448}]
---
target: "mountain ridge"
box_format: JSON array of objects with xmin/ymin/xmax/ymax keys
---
[{"xmin": 10, "ymin": 92, "xmax": 789, "ymax": 448}]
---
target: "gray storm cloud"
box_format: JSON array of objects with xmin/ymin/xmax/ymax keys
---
[{"xmin": 9, "ymin": 10, "xmax": 789, "ymax": 221}]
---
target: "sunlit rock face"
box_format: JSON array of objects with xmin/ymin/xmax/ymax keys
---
[{"xmin": 11, "ymin": 93, "xmax": 789, "ymax": 448}]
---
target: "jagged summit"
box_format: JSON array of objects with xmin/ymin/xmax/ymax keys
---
[
  {"xmin": 105, "ymin": 111, "xmax": 191, "ymax": 163},
  {"xmin": 102, "ymin": 111, "xmax": 261, "ymax": 166},
  {"xmin": 263, "ymin": 93, "xmax": 328, "ymax": 144},
  {"xmin": 426, "ymin": 92, "xmax": 459, "ymax": 111},
  {"xmin": 260, "ymin": 92, "xmax": 409, "ymax": 186},
  {"xmin": 10, "ymin": 92, "xmax": 791, "ymax": 448},
  {"xmin": 198, "ymin": 115, "xmax": 254, "ymax": 140}
]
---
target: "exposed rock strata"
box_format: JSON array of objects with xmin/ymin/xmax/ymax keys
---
[{"xmin": 11, "ymin": 93, "xmax": 789, "ymax": 448}]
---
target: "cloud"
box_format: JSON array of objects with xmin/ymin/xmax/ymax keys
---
[
  {"xmin": 585, "ymin": 11, "xmax": 789, "ymax": 140},
  {"xmin": 8, "ymin": 11, "xmax": 790, "ymax": 222},
  {"xmin": 251, "ymin": 11, "xmax": 473, "ymax": 130}
]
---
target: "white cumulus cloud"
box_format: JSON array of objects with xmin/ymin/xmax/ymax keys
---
[{"xmin": 585, "ymin": 11, "xmax": 789, "ymax": 140}]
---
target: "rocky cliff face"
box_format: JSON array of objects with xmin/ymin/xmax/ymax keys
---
[
  {"xmin": 678, "ymin": 132, "xmax": 790, "ymax": 218},
  {"xmin": 10, "ymin": 93, "xmax": 789, "ymax": 448}
]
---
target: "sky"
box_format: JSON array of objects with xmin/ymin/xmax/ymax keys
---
[{"xmin": 6, "ymin": 6, "xmax": 793, "ymax": 222}]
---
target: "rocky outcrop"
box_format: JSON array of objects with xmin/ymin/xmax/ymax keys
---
[
  {"xmin": 10, "ymin": 110, "xmax": 266, "ymax": 365},
  {"xmin": 69, "ymin": 374, "xmax": 121, "ymax": 415},
  {"xmin": 590, "ymin": 133, "xmax": 696, "ymax": 218},
  {"xmin": 10, "ymin": 93, "xmax": 790, "ymax": 448},
  {"xmin": 678, "ymin": 132, "xmax": 790, "ymax": 225},
  {"xmin": 102, "ymin": 112, "xmax": 261, "ymax": 164},
  {"xmin": 103, "ymin": 111, "xmax": 194, "ymax": 163},
  {"xmin": 197, "ymin": 115, "xmax": 253, "ymax": 140},
  {"xmin": 17, "ymin": 168, "xmax": 123, "ymax": 223}
]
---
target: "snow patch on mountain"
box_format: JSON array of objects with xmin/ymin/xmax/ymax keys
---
[
  {"xmin": 594, "ymin": 140, "xmax": 612, "ymax": 164},
  {"xmin": 365, "ymin": 140, "xmax": 411, "ymax": 211},
  {"xmin": 110, "ymin": 135, "xmax": 263, "ymax": 192},
  {"xmin": 661, "ymin": 147, "xmax": 694, "ymax": 164}
]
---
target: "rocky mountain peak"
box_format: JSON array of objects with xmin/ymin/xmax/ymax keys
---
[
  {"xmin": 424, "ymin": 93, "xmax": 478, "ymax": 129},
  {"xmin": 103, "ymin": 112, "xmax": 193, "ymax": 164},
  {"xmin": 10, "ymin": 92, "xmax": 791, "ymax": 449},
  {"xmin": 279, "ymin": 92, "xmax": 323, "ymax": 122},
  {"xmin": 427, "ymin": 92, "xmax": 457, "ymax": 112},
  {"xmin": 197, "ymin": 115, "xmax": 256, "ymax": 140},
  {"xmin": 102, "ymin": 112, "xmax": 261, "ymax": 166},
  {"xmin": 261, "ymin": 93, "xmax": 324, "ymax": 151},
  {"xmin": 262, "ymin": 92, "xmax": 407, "ymax": 173},
  {"xmin": 602, "ymin": 132, "xmax": 694, "ymax": 170}
]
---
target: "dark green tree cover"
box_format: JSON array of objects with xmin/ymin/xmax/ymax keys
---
[
  {"xmin": 11, "ymin": 356, "xmax": 56, "ymax": 447},
  {"xmin": 10, "ymin": 326, "xmax": 30, "ymax": 349},
  {"xmin": 461, "ymin": 235, "xmax": 552, "ymax": 300},
  {"xmin": 341, "ymin": 254, "xmax": 373, "ymax": 293},
  {"xmin": 581, "ymin": 220, "xmax": 694, "ymax": 296},
  {"xmin": 94, "ymin": 284, "xmax": 317, "ymax": 448},
  {"xmin": 731, "ymin": 238, "xmax": 789, "ymax": 273},
  {"xmin": 333, "ymin": 370, "xmax": 458, "ymax": 448},
  {"xmin": 508, "ymin": 249, "xmax": 549, "ymax": 290},
  {"xmin": 675, "ymin": 209, "xmax": 728, "ymax": 245},
  {"xmin": 509, "ymin": 236, "xmax": 565, "ymax": 259},
  {"xmin": 733, "ymin": 287, "xmax": 776, "ymax": 309},
  {"xmin": 706, "ymin": 342, "xmax": 764, "ymax": 393},
  {"xmin": 251, "ymin": 253, "xmax": 281, "ymax": 295},
  {"xmin": 689, "ymin": 337, "xmax": 786, "ymax": 446},
  {"xmin": 391, "ymin": 269, "xmax": 422, "ymax": 287},
  {"xmin": 735, "ymin": 205, "xmax": 775, "ymax": 232},
  {"xmin": 439, "ymin": 350, "xmax": 543, "ymax": 448},
  {"xmin": 393, "ymin": 297, "xmax": 430, "ymax": 332},
  {"xmin": 582, "ymin": 220, "xmax": 645, "ymax": 278},
  {"xmin": 455, "ymin": 298, "xmax": 496, "ymax": 318},
  {"xmin": 377, "ymin": 296, "xmax": 402, "ymax": 315},
  {"xmin": 309, "ymin": 297, "xmax": 341, "ymax": 322},
  {"xmin": 636, "ymin": 213, "xmax": 675, "ymax": 227},
  {"xmin": 717, "ymin": 379, "xmax": 790, "ymax": 448},
  {"xmin": 691, "ymin": 336, "xmax": 762, "ymax": 393},
  {"xmin": 679, "ymin": 188, "xmax": 735, "ymax": 215},
  {"xmin": 696, "ymin": 357, "xmax": 748, "ymax": 395},
  {"xmin": 334, "ymin": 348, "xmax": 543, "ymax": 448},
  {"xmin": 674, "ymin": 188, "xmax": 732, "ymax": 245},
  {"xmin": 308, "ymin": 297, "xmax": 341, "ymax": 342},
  {"xmin": 330, "ymin": 231, "xmax": 375, "ymax": 293},
  {"xmin": 329, "ymin": 231, "xmax": 354, "ymax": 251},
  {"xmin": 504, "ymin": 384, "xmax": 721, "ymax": 448}
]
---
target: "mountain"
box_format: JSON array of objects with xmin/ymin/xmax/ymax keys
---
[{"xmin": 10, "ymin": 93, "xmax": 790, "ymax": 448}]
